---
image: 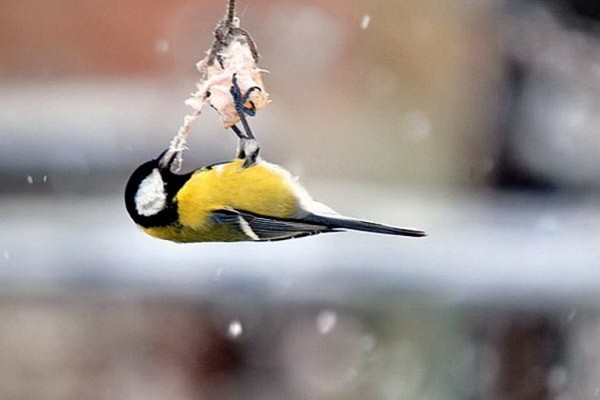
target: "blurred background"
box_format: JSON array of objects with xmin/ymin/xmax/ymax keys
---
[{"xmin": 1, "ymin": 0, "xmax": 600, "ymax": 399}]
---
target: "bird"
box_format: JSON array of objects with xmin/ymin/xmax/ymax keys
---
[{"xmin": 124, "ymin": 149, "xmax": 426, "ymax": 243}]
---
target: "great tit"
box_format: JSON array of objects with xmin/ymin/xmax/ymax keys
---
[{"xmin": 124, "ymin": 150, "xmax": 426, "ymax": 243}]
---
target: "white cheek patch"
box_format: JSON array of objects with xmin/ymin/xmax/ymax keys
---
[{"xmin": 135, "ymin": 168, "xmax": 167, "ymax": 217}]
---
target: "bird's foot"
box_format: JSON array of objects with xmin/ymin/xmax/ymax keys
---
[
  {"xmin": 241, "ymin": 139, "xmax": 260, "ymax": 168},
  {"xmin": 230, "ymin": 73, "xmax": 261, "ymax": 121}
]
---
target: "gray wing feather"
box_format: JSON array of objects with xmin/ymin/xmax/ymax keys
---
[
  {"xmin": 211, "ymin": 209, "xmax": 333, "ymax": 241},
  {"xmin": 210, "ymin": 208, "xmax": 425, "ymax": 241}
]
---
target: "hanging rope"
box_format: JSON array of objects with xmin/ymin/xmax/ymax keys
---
[{"xmin": 162, "ymin": 0, "xmax": 269, "ymax": 172}]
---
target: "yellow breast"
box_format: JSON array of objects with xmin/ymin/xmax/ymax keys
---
[{"xmin": 175, "ymin": 159, "xmax": 300, "ymax": 232}]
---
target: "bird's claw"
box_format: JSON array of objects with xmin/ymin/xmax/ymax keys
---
[
  {"xmin": 230, "ymin": 74, "xmax": 261, "ymax": 118},
  {"xmin": 241, "ymin": 139, "xmax": 260, "ymax": 168},
  {"xmin": 229, "ymin": 74, "xmax": 261, "ymax": 167}
]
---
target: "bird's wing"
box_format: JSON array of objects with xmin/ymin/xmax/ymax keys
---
[{"xmin": 211, "ymin": 209, "xmax": 334, "ymax": 241}]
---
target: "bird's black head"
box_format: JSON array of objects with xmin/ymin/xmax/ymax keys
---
[{"xmin": 124, "ymin": 150, "xmax": 190, "ymax": 228}]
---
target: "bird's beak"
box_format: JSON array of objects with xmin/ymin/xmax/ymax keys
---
[{"xmin": 157, "ymin": 149, "xmax": 179, "ymax": 171}]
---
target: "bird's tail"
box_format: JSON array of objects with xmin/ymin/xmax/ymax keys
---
[{"xmin": 304, "ymin": 214, "xmax": 426, "ymax": 238}]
